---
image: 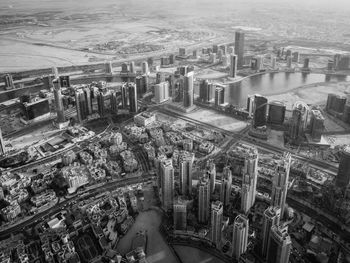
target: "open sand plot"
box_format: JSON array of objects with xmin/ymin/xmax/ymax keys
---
[{"xmin": 185, "ymin": 108, "xmax": 247, "ymax": 132}]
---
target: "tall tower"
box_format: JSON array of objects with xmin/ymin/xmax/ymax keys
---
[
  {"xmin": 240, "ymin": 145, "xmax": 259, "ymax": 214},
  {"xmin": 336, "ymin": 146, "xmax": 350, "ymax": 187},
  {"xmin": 53, "ymin": 79, "xmax": 66, "ymax": 123},
  {"xmin": 266, "ymin": 225, "xmax": 292, "ymax": 263},
  {"xmin": 179, "ymin": 152, "xmax": 194, "ymax": 196},
  {"xmin": 129, "ymin": 61, "xmax": 135, "ymax": 74},
  {"xmin": 234, "ymin": 31, "xmax": 245, "ymax": 68},
  {"xmin": 211, "ymin": 201, "xmax": 223, "ymax": 248},
  {"xmin": 75, "ymin": 89, "xmax": 88, "ymax": 123},
  {"xmin": 183, "ymin": 71, "xmax": 194, "ymax": 108},
  {"xmin": 128, "ymin": 83, "xmax": 138, "ymax": 113},
  {"xmin": 0, "ymin": 128, "xmax": 6, "ymax": 156},
  {"xmin": 52, "ymin": 66, "xmax": 59, "ymax": 78},
  {"xmin": 271, "ymin": 152, "xmax": 291, "ymax": 216},
  {"xmin": 214, "ymin": 86, "xmax": 225, "ymax": 106},
  {"xmin": 232, "ymin": 214, "xmax": 249, "ymax": 260},
  {"xmin": 199, "ymin": 79, "xmax": 210, "ymax": 103},
  {"xmin": 4, "ymin": 74, "xmax": 14, "ymax": 90},
  {"xmin": 206, "ymin": 159, "xmax": 216, "ymax": 194},
  {"xmin": 198, "ymin": 176, "xmax": 210, "ymax": 224},
  {"xmin": 174, "ymin": 197, "xmax": 187, "ymax": 230},
  {"xmin": 141, "ymin": 61, "xmax": 149, "ymax": 75},
  {"xmin": 253, "ymin": 95, "xmax": 268, "ymax": 128},
  {"xmin": 262, "ymin": 206, "xmax": 281, "ymax": 258},
  {"xmin": 220, "ymin": 166, "xmax": 232, "ymax": 207},
  {"xmin": 229, "ymin": 54, "xmax": 238, "ymax": 78},
  {"xmin": 160, "ymin": 159, "xmax": 174, "ymax": 211}
]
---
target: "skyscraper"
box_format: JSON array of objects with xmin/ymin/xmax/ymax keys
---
[
  {"xmin": 309, "ymin": 109, "xmax": 325, "ymax": 142},
  {"xmin": 53, "ymin": 79, "xmax": 66, "ymax": 123},
  {"xmin": 220, "ymin": 166, "xmax": 232, "ymax": 207},
  {"xmin": 214, "ymin": 86, "xmax": 225, "ymax": 106},
  {"xmin": 84, "ymin": 86, "xmax": 93, "ymax": 116},
  {"xmin": 179, "ymin": 152, "xmax": 194, "ymax": 196},
  {"xmin": 271, "ymin": 56, "xmax": 277, "ymax": 70},
  {"xmin": 266, "ymin": 225, "xmax": 292, "ymax": 263},
  {"xmin": 174, "ymin": 197, "xmax": 187, "ymax": 230},
  {"xmin": 129, "ymin": 61, "xmax": 135, "ymax": 74},
  {"xmin": 52, "ymin": 66, "xmax": 59, "ymax": 78},
  {"xmin": 286, "ymin": 56, "xmax": 293, "ymax": 68},
  {"xmin": 253, "ymin": 95, "xmax": 268, "ymax": 128},
  {"xmin": 271, "ymin": 152, "xmax": 291, "ymax": 216},
  {"xmin": 128, "ymin": 83, "xmax": 138, "ymax": 113},
  {"xmin": 106, "ymin": 61, "xmax": 113, "ymax": 74},
  {"xmin": 97, "ymin": 89, "xmax": 111, "ymax": 118},
  {"xmin": 121, "ymin": 83, "xmax": 129, "ymax": 109},
  {"xmin": 211, "ymin": 201, "xmax": 223, "ymax": 248},
  {"xmin": 234, "ymin": 31, "xmax": 245, "ymax": 68},
  {"xmin": 206, "ymin": 159, "xmax": 216, "ymax": 194},
  {"xmin": 160, "ymin": 159, "xmax": 174, "ymax": 211},
  {"xmin": 75, "ymin": 89, "xmax": 88, "ymax": 122},
  {"xmin": 336, "ymin": 146, "xmax": 350, "ymax": 187},
  {"xmin": 268, "ymin": 101, "xmax": 286, "ymax": 125},
  {"xmin": 229, "ymin": 54, "xmax": 238, "ymax": 78},
  {"xmin": 141, "ymin": 61, "xmax": 149, "ymax": 75},
  {"xmin": 183, "ymin": 71, "xmax": 194, "ymax": 108},
  {"xmin": 198, "ymin": 176, "xmax": 210, "ymax": 224},
  {"xmin": 4, "ymin": 74, "xmax": 14, "ymax": 90},
  {"xmin": 232, "ymin": 214, "xmax": 249, "ymax": 260},
  {"xmin": 154, "ymin": 82, "xmax": 170, "ymax": 103},
  {"xmin": 289, "ymin": 102, "xmax": 309, "ymax": 143},
  {"xmin": 240, "ymin": 146, "xmax": 259, "ymax": 214},
  {"xmin": 262, "ymin": 206, "xmax": 281, "ymax": 258},
  {"xmin": 303, "ymin": 58, "xmax": 310, "ymax": 69},
  {"xmin": 0, "ymin": 128, "xmax": 6, "ymax": 156},
  {"xmin": 199, "ymin": 79, "xmax": 211, "ymax": 103}
]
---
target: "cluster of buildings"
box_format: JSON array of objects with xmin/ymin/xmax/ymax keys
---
[{"xmin": 326, "ymin": 93, "xmax": 350, "ymax": 124}]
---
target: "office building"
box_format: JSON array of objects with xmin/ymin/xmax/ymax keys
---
[
  {"xmin": 4, "ymin": 74, "xmax": 14, "ymax": 90},
  {"xmin": 174, "ymin": 197, "xmax": 187, "ymax": 230},
  {"xmin": 271, "ymin": 56, "xmax": 277, "ymax": 69},
  {"xmin": 228, "ymin": 46, "xmax": 235, "ymax": 54},
  {"xmin": 285, "ymin": 49, "xmax": 292, "ymax": 60},
  {"xmin": 106, "ymin": 61, "xmax": 113, "ymax": 74},
  {"xmin": 154, "ymin": 81, "xmax": 170, "ymax": 103},
  {"xmin": 193, "ymin": 50, "xmax": 198, "ymax": 59},
  {"xmin": 97, "ymin": 89, "xmax": 112, "ymax": 118},
  {"xmin": 219, "ymin": 45, "xmax": 226, "ymax": 55},
  {"xmin": 343, "ymin": 104, "xmax": 350, "ymax": 124},
  {"xmin": 110, "ymin": 90, "xmax": 118, "ymax": 115},
  {"xmin": 178, "ymin": 66, "xmax": 188, "ymax": 76},
  {"xmin": 268, "ymin": 101, "xmax": 286, "ymax": 125},
  {"xmin": 129, "ymin": 61, "xmax": 135, "ymax": 74},
  {"xmin": 262, "ymin": 206, "xmax": 281, "ymax": 258},
  {"xmin": 121, "ymin": 83, "xmax": 129, "ymax": 109},
  {"xmin": 218, "ymin": 49, "xmax": 224, "ymax": 61},
  {"xmin": 271, "ymin": 152, "xmax": 291, "ymax": 216},
  {"xmin": 183, "ymin": 71, "xmax": 194, "ymax": 108},
  {"xmin": 247, "ymin": 95, "xmax": 255, "ymax": 117},
  {"xmin": 147, "ymin": 57, "xmax": 153, "ymax": 67},
  {"xmin": 142, "ymin": 75, "xmax": 149, "ymax": 94},
  {"xmin": 213, "ymin": 44, "xmax": 218, "ymax": 54},
  {"xmin": 160, "ymin": 160, "xmax": 174, "ymax": 211},
  {"xmin": 206, "ymin": 159, "xmax": 216, "ymax": 194},
  {"xmin": 211, "ymin": 201, "xmax": 223, "ymax": 247},
  {"xmin": 0, "ymin": 128, "xmax": 6, "ymax": 156},
  {"xmin": 266, "ymin": 226, "xmax": 292, "ymax": 263},
  {"xmin": 179, "ymin": 48, "xmax": 186, "ymax": 57},
  {"xmin": 251, "ymin": 56, "xmax": 264, "ymax": 71},
  {"xmin": 253, "ymin": 95, "xmax": 268, "ymax": 128},
  {"xmin": 229, "ymin": 54, "xmax": 238, "ymax": 78},
  {"xmin": 235, "ymin": 31, "xmax": 245, "ymax": 68},
  {"xmin": 334, "ymin": 54, "xmax": 350, "ymax": 70},
  {"xmin": 336, "ymin": 146, "xmax": 350, "ymax": 187},
  {"xmin": 232, "ymin": 214, "xmax": 249, "ymax": 260},
  {"xmin": 215, "ymin": 86, "xmax": 225, "ymax": 106},
  {"xmin": 327, "ymin": 94, "xmax": 347, "ymax": 113},
  {"xmin": 210, "ymin": 53, "xmax": 217, "ymax": 63},
  {"xmin": 199, "ymin": 79, "xmax": 211, "ymax": 103},
  {"xmin": 59, "ymin": 75, "xmax": 70, "ymax": 88},
  {"xmin": 328, "ymin": 60, "xmax": 334, "ymax": 71},
  {"xmin": 128, "ymin": 83, "xmax": 138, "ymax": 113},
  {"xmin": 286, "ymin": 56, "xmax": 292, "ymax": 68},
  {"xmin": 240, "ymin": 146, "xmax": 259, "ymax": 214},
  {"xmin": 75, "ymin": 89, "xmax": 88, "ymax": 122},
  {"xmin": 156, "ymin": 72, "xmax": 165, "ymax": 84},
  {"xmin": 141, "ymin": 61, "xmax": 149, "ymax": 75},
  {"xmin": 292, "ymin": 52, "xmax": 300, "ymax": 63},
  {"xmin": 53, "ymin": 79, "xmax": 66, "ymax": 123},
  {"xmin": 303, "ymin": 58, "xmax": 310, "ymax": 69},
  {"xmin": 310, "ymin": 109, "xmax": 325, "ymax": 141},
  {"xmin": 136, "ymin": 76, "xmax": 143, "ymax": 98},
  {"xmin": 121, "ymin": 62, "xmax": 128, "ymax": 73},
  {"xmin": 289, "ymin": 102, "xmax": 309, "ymax": 143},
  {"xmin": 169, "ymin": 54, "xmax": 175, "ymax": 64},
  {"xmin": 52, "ymin": 66, "xmax": 59, "ymax": 78},
  {"xmin": 179, "ymin": 153, "xmax": 194, "ymax": 196},
  {"xmin": 220, "ymin": 166, "xmax": 232, "ymax": 207},
  {"xmin": 198, "ymin": 176, "xmax": 210, "ymax": 224}
]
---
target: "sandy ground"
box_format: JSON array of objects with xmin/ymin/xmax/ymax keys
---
[
  {"xmin": 267, "ymin": 82, "xmax": 350, "ymax": 110},
  {"xmin": 267, "ymin": 130, "xmax": 285, "ymax": 147},
  {"xmin": 185, "ymin": 108, "xmax": 248, "ymax": 132},
  {"xmin": 173, "ymin": 245, "xmax": 225, "ymax": 263},
  {"xmin": 326, "ymin": 134, "xmax": 350, "ymax": 147}
]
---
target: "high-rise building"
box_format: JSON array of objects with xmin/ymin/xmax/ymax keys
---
[
  {"xmin": 156, "ymin": 72, "xmax": 165, "ymax": 84},
  {"xmin": 211, "ymin": 201, "xmax": 223, "ymax": 247},
  {"xmin": 0, "ymin": 128, "xmax": 6, "ymax": 156},
  {"xmin": 251, "ymin": 56, "xmax": 264, "ymax": 71},
  {"xmin": 174, "ymin": 197, "xmax": 187, "ymax": 230},
  {"xmin": 83, "ymin": 86, "xmax": 93, "ymax": 116},
  {"xmin": 198, "ymin": 176, "xmax": 210, "ymax": 224},
  {"xmin": 147, "ymin": 57, "xmax": 154, "ymax": 67},
  {"xmin": 52, "ymin": 67, "xmax": 59, "ymax": 78},
  {"xmin": 219, "ymin": 45, "xmax": 226, "ymax": 55},
  {"xmin": 154, "ymin": 81, "xmax": 170, "ymax": 103},
  {"xmin": 253, "ymin": 95, "xmax": 268, "ymax": 128},
  {"xmin": 75, "ymin": 89, "xmax": 88, "ymax": 122},
  {"xmin": 228, "ymin": 46, "xmax": 235, "ymax": 54},
  {"xmin": 183, "ymin": 71, "xmax": 194, "ymax": 108},
  {"xmin": 59, "ymin": 75, "xmax": 70, "ymax": 88},
  {"xmin": 4, "ymin": 74, "xmax": 14, "ymax": 90},
  {"xmin": 206, "ymin": 159, "xmax": 216, "ymax": 194},
  {"xmin": 289, "ymin": 102, "xmax": 309, "ymax": 143},
  {"xmin": 141, "ymin": 61, "xmax": 149, "ymax": 75},
  {"xmin": 110, "ymin": 90, "xmax": 118, "ymax": 115},
  {"xmin": 128, "ymin": 83, "xmax": 138, "ymax": 113},
  {"xmin": 53, "ymin": 79, "xmax": 66, "ymax": 123},
  {"xmin": 271, "ymin": 56, "xmax": 277, "ymax": 69},
  {"xmin": 303, "ymin": 58, "xmax": 310, "ymax": 69},
  {"xmin": 178, "ymin": 66, "xmax": 188, "ymax": 76},
  {"xmin": 215, "ymin": 86, "xmax": 225, "ymax": 106},
  {"xmin": 266, "ymin": 225, "xmax": 292, "ymax": 263},
  {"xmin": 129, "ymin": 61, "xmax": 135, "ymax": 74},
  {"xmin": 217, "ymin": 49, "xmax": 224, "ymax": 61},
  {"xmin": 142, "ymin": 75, "xmax": 149, "ymax": 94},
  {"xmin": 336, "ymin": 146, "xmax": 350, "ymax": 187},
  {"xmin": 247, "ymin": 94, "xmax": 255, "ymax": 117},
  {"xmin": 179, "ymin": 152, "xmax": 194, "ymax": 196},
  {"xmin": 160, "ymin": 159, "xmax": 174, "ymax": 211},
  {"xmin": 179, "ymin": 48, "xmax": 186, "ymax": 57},
  {"xmin": 121, "ymin": 63, "xmax": 128, "ymax": 73},
  {"xmin": 268, "ymin": 101, "xmax": 286, "ymax": 125},
  {"xmin": 213, "ymin": 44, "xmax": 219, "ymax": 54},
  {"xmin": 343, "ymin": 104, "xmax": 350, "ymax": 124},
  {"xmin": 169, "ymin": 54, "xmax": 175, "ymax": 64},
  {"xmin": 136, "ymin": 76, "xmax": 143, "ymax": 98},
  {"xmin": 106, "ymin": 61, "xmax": 113, "ymax": 74},
  {"xmin": 220, "ymin": 166, "xmax": 232, "ymax": 207},
  {"xmin": 210, "ymin": 53, "xmax": 217, "ymax": 63},
  {"xmin": 262, "ymin": 206, "xmax": 281, "ymax": 258},
  {"xmin": 229, "ymin": 54, "xmax": 238, "ymax": 78},
  {"xmin": 286, "ymin": 56, "xmax": 292, "ymax": 68},
  {"xmin": 271, "ymin": 152, "xmax": 291, "ymax": 216},
  {"xmin": 232, "ymin": 214, "xmax": 249, "ymax": 260},
  {"xmin": 292, "ymin": 52, "xmax": 300, "ymax": 63},
  {"xmin": 309, "ymin": 109, "xmax": 325, "ymax": 141},
  {"xmin": 234, "ymin": 31, "xmax": 245, "ymax": 68},
  {"xmin": 199, "ymin": 79, "xmax": 211, "ymax": 103},
  {"xmin": 121, "ymin": 83, "xmax": 129, "ymax": 109},
  {"xmin": 193, "ymin": 50, "xmax": 198, "ymax": 59},
  {"xmin": 240, "ymin": 145, "xmax": 259, "ymax": 214},
  {"xmin": 97, "ymin": 89, "xmax": 111, "ymax": 118},
  {"xmin": 285, "ymin": 49, "xmax": 292, "ymax": 60}
]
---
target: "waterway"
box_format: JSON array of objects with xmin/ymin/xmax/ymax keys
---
[{"xmin": 195, "ymin": 72, "xmax": 349, "ymax": 107}]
